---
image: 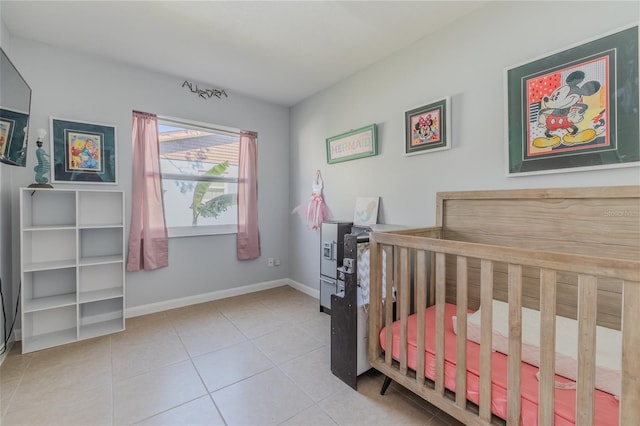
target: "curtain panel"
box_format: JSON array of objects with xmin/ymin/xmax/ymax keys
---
[
  {"xmin": 126, "ymin": 111, "xmax": 169, "ymax": 271},
  {"xmin": 237, "ymin": 130, "xmax": 260, "ymax": 260}
]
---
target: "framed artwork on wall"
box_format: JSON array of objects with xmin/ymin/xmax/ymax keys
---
[
  {"xmin": 353, "ymin": 196, "xmax": 379, "ymax": 226},
  {"xmin": 404, "ymin": 97, "xmax": 451, "ymax": 156},
  {"xmin": 50, "ymin": 117, "xmax": 117, "ymax": 184},
  {"xmin": 326, "ymin": 124, "xmax": 377, "ymax": 164},
  {"xmin": 0, "ymin": 108, "xmax": 29, "ymax": 165},
  {"xmin": 505, "ymin": 25, "xmax": 639, "ymax": 176}
]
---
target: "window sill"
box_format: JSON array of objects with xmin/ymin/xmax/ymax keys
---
[{"xmin": 167, "ymin": 224, "xmax": 237, "ymax": 238}]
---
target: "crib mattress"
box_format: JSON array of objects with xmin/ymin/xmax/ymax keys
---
[{"xmin": 379, "ymin": 303, "xmax": 619, "ymax": 426}]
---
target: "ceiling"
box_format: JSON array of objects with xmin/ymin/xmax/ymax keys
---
[{"xmin": 1, "ymin": 1, "xmax": 487, "ymax": 107}]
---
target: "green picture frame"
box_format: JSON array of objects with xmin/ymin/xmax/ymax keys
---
[
  {"xmin": 51, "ymin": 117, "xmax": 117, "ymax": 184},
  {"xmin": 326, "ymin": 124, "xmax": 378, "ymax": 164},
  {"xmin": 505, "ymin": 25, "xmax": 639, "ymax": 176}
]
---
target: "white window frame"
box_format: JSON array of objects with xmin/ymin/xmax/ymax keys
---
[{"xmin": 158, "ymin": 115, "xmax": 240, "ymax": 238}]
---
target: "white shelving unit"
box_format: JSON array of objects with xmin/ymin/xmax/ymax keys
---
[{"xmin": 20, "ymin": 188, "xmax": 125, "ymax": 353}]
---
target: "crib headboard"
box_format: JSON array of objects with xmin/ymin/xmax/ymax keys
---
[{"xmin": 436, "ymin": 186, "xmax": 640, "ymax": 328}]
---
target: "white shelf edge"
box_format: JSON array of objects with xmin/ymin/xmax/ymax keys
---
[
  {"xmin": 24, "ymin": 260, "xmax": 77, "ymax": 272},
  {"xmin": 23, "ymin": 224, "xmax": 77, "ymax": 231},
  {"xmin": 23, "ymin": 294, "xmax": 77, "ymax": 313},
  {"xmin": 78, "ymin": 255, "xmax": 124, "ymax": 267},
  {"xmin": 78, "ymin": 223, "xmax": 124, "ymax": 229},
  {"xmin": 79, "ymin": 289, "xmax": 124, "ymax": 304}
]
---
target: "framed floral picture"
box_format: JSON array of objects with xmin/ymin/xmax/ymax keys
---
[
  {"xmin": 505, "ymin": 25, "xmax": 639, "ymax": 176},
  {"xmin": 405, "ymin": 97, "xmax": 451, "ymax": 156},
  {"xmin": 50, "ymin": 117, "xmax": 117, "ymax": 184}
]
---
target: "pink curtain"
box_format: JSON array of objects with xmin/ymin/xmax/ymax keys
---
[
  {"xmin": 126, "ymin": 111, "xmax": 169, "ymax": 271},
  {"xmin": 237, "ymin": 130, "xmax": 260, "ymax": 260}
]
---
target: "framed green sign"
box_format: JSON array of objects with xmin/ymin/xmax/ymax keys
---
[{"xmin": 326, "ymin": 124, "xmax": 378, "ymax": 164}]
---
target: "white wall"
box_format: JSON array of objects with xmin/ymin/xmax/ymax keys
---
[
  {"xmin": 7, "ymin": 36, "xmax": 291, "ymax": 317},
  {"xmin": 289, "ymin": 1, "xmax": 640, "ymax": 291},
  {"xmin": 0, "ymin": 17, "xmax": 15, "ymax": 353}
]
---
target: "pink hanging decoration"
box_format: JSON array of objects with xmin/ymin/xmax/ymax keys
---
[{"xmin": 292, "ymin": 170, "xmax": 331, "ymax": 230}]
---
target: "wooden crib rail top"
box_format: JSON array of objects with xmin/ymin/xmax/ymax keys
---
[{"xmin": 382, "ymin": 185, "xmax": 640, "ymax": 261}]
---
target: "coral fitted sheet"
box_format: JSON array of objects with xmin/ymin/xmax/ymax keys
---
[{"xmin": 379, "ymin": 303, "xmax": 619, "ymax": 426}]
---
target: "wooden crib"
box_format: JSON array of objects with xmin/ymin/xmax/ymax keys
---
[{"xmin": 367, "ymin": 186, "xmax": 640, "ymax": 426}]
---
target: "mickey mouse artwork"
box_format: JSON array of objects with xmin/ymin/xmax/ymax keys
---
[
  {"xmin": 527, "ymin": 61, "xmax": 609, "ymax": 156},
  {"xmin": 405, "ymin": 96, "xmax": 450, "ymax": 155}
]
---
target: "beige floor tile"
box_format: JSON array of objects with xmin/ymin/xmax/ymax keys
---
[
  {"xmin": 3, "ymin": 382, "xmax": 112, "ymax": 425},
  {"xmin": 192, "ymin": 340, "xmax": 274, "ymax": 392},
  {"xmin": 252, "ymin": 325, "xmax": 324, "ymax": 364},
  {"xmin": 166, "ymin": 303, "xmax": 223, "ymax": 333},
  {"xmin": 176, "ymin": 315, "xmax": 247, "ymax": 357},
  {"xmin": 279, "ymin": 404, "xmax": 338, "ymax": 425},
  {"xmin": 113, "ymin": 360, "xmax": 207, "ymax": 425},
  {"xmin": 15, "ymin": 350, "xmax": 111, "ymax": 399},
  {"xmin": 297, "ymin": 314, "xmax": 331, "ymax": 345},
  {"xmin": 112, "ymin": 312, "xmax": 176, "ymax": 345},
  {"xmin": 280, "ymin": 346, "xmax": 349, "ymax": 402},
  {"xmin": 0, "ymin": 378, "xmax": 20, "ymax": 417},
  {"xmin": 25, "ymin": 335, "xmax": 110, "ymax": 373},
  {"xmin": 136, "ymin": 395, "xmax": 225, "ymax": 425},
  {"xmin": 112, "ymin": 331, "xmax": 189, "ymax": 379},
  {"xmin": 215, "ymin": 295, "xmax": 267, "ymax": 320},
  {"xmin": 229, "ymin": 309, "xmax": 292, "ymax": 339},
  {"xmin": 318, "ymin": 372, "xmax": 436, "ymax": 425},
  {"xmin": 212, "ymin": 367, "xmax": 314, "ymax": 425},
  {"xmin": 0, "ymin": 351, "xmax": 31, "ymax": 384}
]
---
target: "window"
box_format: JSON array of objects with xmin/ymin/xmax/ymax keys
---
[{"xmin": 158, "ymin": 117, "xmax": 239, "ymax": 237}]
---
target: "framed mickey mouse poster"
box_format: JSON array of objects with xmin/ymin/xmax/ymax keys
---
[
  {"xmin": 404, "ymin": 96, "xmax": 450, "ymax": 156},
  {"xmin": 505, "ymin": 24, "xmax": 638, "ymax": 176}
]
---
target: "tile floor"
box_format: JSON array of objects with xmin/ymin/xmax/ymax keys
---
[{"xmin": 0, "ymin": 286, "xmax": 464, "ymax": 425}]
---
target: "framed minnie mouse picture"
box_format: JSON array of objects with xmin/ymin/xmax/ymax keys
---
[
  {"xmin": 505, "ymin": 24, "xmax": 639, "ymax": 176},
  {"xmin": 404, "ymin": 96, "xmax": 450, "ymax": 156}
]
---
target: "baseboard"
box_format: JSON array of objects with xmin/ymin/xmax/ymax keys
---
[
  {"xmin": 286, "ymin": 279, "xmax": 319, "ymax": 299},
  {"xmin": 125, "ymin": 278, "xmax": 291, "ymax": 318}
]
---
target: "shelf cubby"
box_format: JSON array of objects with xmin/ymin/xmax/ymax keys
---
[
  {"xmin": 78, "ymin": 191, "xmax": 123, "ymax": 227},
  {"xmin": 22, "ymin": 229, "xmax": 77, "ymax": 269},
  {"xmin": 22, "ymin": 305, "xmax": 78, "ymax": 353},
  {"xmin": 78, "ymin": 263, "xmax": 123, "ymax": 303},
  {"xmin": 23, "ymin": 267, "xmax": 77, "ymax": 313},
  {"xmin": 21, "ymin": 189, "xmax": 76, "ymax": 228},
  {"xmin": 79, "ymin": 298, "xmax": 124, "ymax": 340}
]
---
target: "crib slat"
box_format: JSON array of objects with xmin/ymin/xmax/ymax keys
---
[
  {"xmin": 384, "ymin": 245, "xmax": 393, "ymax": 366},
  {"xmin": 456, "ymin": 256, "xmax": 468, "ymax": 408},
  {"xmin": 621, "ymin": 280, "xmax": 640, "ymax": 426},
  {"xmin": 538, "ymin": 268, "xmax": 556, "ymax": 426},
  {"xmin": 479, "ymin": 259, "xmax": 493, "ymax": 422},
  {"xmin": 399, "ymin": 247, "xmax": 410, "ymax": 375},
  {"xmin": 576, "ymin": 274, "xmax": 597, "ymax": 426},
  {"xmin": 507, "ymin": 264, "xmax": 522, "ymax": 426},
  {"xmin": 369, "ymin": 240, "xmax": 382, "ymax": 363},
  {"xmin": 435, "ymin": 252, "xmax": 446, "ymax": 395},
  {"xmin": 416, "ymin": 250, "xmax": 427, "ymax": 388}
]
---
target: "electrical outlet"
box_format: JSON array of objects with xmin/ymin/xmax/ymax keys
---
[
  {"xmin": 267, "ymin": 257, "xmax": 275, "ymax": 266},
  {"xmin": 274, "ymin": 259, "xmax": 281, "ymax": 266}
]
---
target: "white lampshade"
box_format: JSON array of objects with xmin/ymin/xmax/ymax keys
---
[{"xmin": 36, "ymin": 128, "xmax": 47, "ymax": 139}]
